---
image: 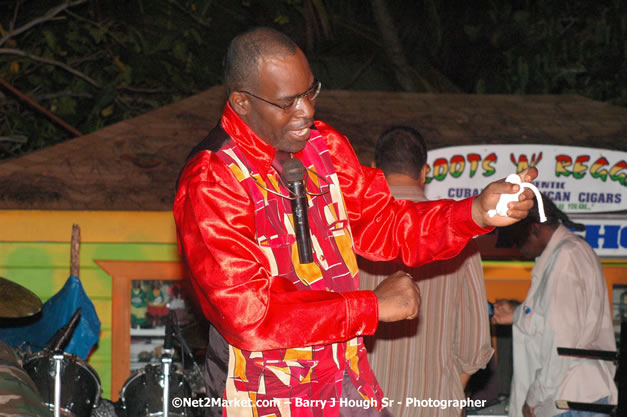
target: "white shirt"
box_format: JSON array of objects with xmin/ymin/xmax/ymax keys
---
[{"xmin": 510, "ymin": 225, "xmax": 617, "ymax": 417}]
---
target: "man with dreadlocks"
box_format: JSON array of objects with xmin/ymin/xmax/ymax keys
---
[{"xmin": 493, "ymin": 194, "xmax": 617, "ymax": 417}]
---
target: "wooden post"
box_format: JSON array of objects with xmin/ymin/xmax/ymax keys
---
[{"xmin": 70, "ymin": 224, "xmax": 80, "ymax": 277}]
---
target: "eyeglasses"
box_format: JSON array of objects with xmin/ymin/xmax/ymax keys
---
[{"xmin": 239, "ymin": 80, "xmax": 321, "ymax": 113}]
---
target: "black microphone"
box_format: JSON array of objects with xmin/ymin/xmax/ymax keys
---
[
  {"xmin": 282, "ymin": 158, "xmax": 314, "ymax": 264},
  {"xmin": 46, "ymin": 307, "xmax": 82, "ymax": 352}
]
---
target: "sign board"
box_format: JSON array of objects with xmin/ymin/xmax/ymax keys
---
[
  {"xmin": 424, "ymin": 145, "xmax": 626, "ymax": 214},
  {"xmin": 475, "ymin": 216, "xmax": 627, "ymax": 259},
  {"xmin": 570, "ymin": 215, "xmax": 627, "ymax": 258}
]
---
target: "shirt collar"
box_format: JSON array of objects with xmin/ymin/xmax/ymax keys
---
[
  {"xmin": 220, "ymin": 101, "xmax": 277, "ymax": 177},
  {"xmin": 389, "ymin": 184, "xmax": 427, "ymax": 202},
  {"xmin": 533, "ymin": 224, "xmax": 568, "ymax": 273}
]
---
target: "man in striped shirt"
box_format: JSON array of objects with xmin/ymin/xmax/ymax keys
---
[{"xmin": 360, "ymin": 126, "xmax": 494, "ymax": 417}]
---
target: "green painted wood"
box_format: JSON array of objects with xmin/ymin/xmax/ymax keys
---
[
  {"xmin": 0, "ymin": 242, "xmax": 180, "ymax": 267},
  {"xmin": 88, "ymin": 330, "xmax": 112, "ymax": 360},
  {"xmin": 0, "ymin": 241, "xmax": 180, "ymax": 300},
  {"xmin": 88, "ymin": 362, "xmax": 112, "ymax": 400}
]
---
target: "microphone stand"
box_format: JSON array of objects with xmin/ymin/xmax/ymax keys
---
[
  {"xmin": 174, "ymin": 321, "xmax": 205, "ymax": 394},
  {"xmin": 46, "ymin": 307, "xmax": 82, "ymax": 417},
  {"xmin": 53, "ymin": 352, "xmax": 63, "ymax": 417},
  {"xmin": 162, "ymin": 312, "xmax": 175, "ymax": 416}
]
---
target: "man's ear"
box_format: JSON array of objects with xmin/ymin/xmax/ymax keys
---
[
  {"xmin": 229, "ymin": 91, "xmax": 250, "ymax": 116},
  {"xmin": 419, "ymin": 165, "xmax": 427, "ymax": 186}
]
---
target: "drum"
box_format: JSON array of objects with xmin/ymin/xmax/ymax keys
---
[
  {"xmin": 23, "ymin": 351, "xmax": 102, "ymax": 417},
  {"xmin": 119, "ymin": 364, "xmax": 192, "ymax": 417}
]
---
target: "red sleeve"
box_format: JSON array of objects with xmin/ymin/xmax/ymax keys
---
[
  {"xmin": 316, "ymin": 121, "xmax": 493, "ymax": 266},
  {"xmin": 173, "ymin": 152, "xmax": 378, "ymax": 352}
]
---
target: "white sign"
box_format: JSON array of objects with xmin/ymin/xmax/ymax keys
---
[{"xmin": 424, "ymin": 145, "xmax": 627, "ymax": 213}]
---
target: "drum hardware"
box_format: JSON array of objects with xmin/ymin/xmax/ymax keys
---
[
  {"xmin": 23, "ymin": 350, "xmax": 102, "ymax": 417},
  {"xmin": 47, "ymin": 307, "xmax": 82, "ymax": 353},
  {"xmin": 119, "ymin": 312, "xmax": 204, "ymax": 416},
  {"xmin": 23, "ymin": 307, "xmax": 102, "ymax": 417},
  {"xmin": 175, "ymin": 320, "xmax": 205, "ymax": 394},
  {"xmin": 162, "ymin": 313, "xmax": 175, "ymax": 417},
  {"xmin": 119, "ymin": 364, "xmax": 191, "ymax": 417},
  {"xmin": 53, "ymin": 352, "xmax": 63, "ymax": 417},
  {"xmin": 92, "ymin": 399, "xmax": 118, "ymax": 417},
  {"xmin": 49, "ymin": 308, "xmax": 83, "ymax": 417}
]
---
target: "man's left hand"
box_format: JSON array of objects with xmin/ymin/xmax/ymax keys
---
[{"xmin": 472, "ymin": 167, "xmax": 538, "ymax": 228}]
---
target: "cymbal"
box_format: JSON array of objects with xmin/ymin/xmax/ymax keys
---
[{"xmin": 0, "ymin": 277, "xmax": 43, "ymax": 319}]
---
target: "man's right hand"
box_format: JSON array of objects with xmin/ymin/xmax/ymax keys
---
[
  {"xmin": 471, "ymin": 167, "xmax": 538, "ymax": 228},
  {"xmin": 374, "ymin": 271, "xmax": 421, "ymax": 322}
]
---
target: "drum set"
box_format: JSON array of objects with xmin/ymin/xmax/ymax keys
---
[{"xmin": 0, "ymin": 276, "xmax": 205, "ymax": 417}]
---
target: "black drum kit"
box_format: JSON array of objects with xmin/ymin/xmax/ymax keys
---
[{"xmin": 0, "ymin": 276, "xmax": 206, "ymax": 417}]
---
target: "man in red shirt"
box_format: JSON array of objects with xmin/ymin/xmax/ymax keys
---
[{"xmin": 174, "ymin": 27, "xmax": 536, "ymax": 417}]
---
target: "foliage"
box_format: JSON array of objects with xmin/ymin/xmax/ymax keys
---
[
  {"xmin": 462, "ymin": 0, "xmax": 626, "ymax": 104},
  {"xmin": 0, "ymin": 0, "xmax": 227, "ymax": 159},
  {"xmin": 0, "ymin": 0, "xmax": 624, "ymax": 160}
]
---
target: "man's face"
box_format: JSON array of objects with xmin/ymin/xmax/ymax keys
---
[
  {"xmin": 517, "ymin": 225, "xmax": 545, "ymax": 259},
  {"xmin": 239, "ymin": 49, "xmax": 316, "ymax": 153}
]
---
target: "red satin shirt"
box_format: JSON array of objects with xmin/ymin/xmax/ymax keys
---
[{"xmin": 173, "ymin": 103, "xmax": 491, "ymax": 416}]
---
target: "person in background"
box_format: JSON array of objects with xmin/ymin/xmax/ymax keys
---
[
  {"xmin": 493, "ymin": 195, "xmax": 617, "ymax": 417},
  {"xmin": 360, "ymin": 126, "xmax": 494, "ymax": 417}
]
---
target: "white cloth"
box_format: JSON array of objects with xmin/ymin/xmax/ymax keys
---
[{"xmin": 509, "ymin": 225, "xmax": 617, "ymax": 417}]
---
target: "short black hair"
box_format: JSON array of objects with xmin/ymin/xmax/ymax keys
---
[
  {"xmin": 374, "ymin": 126, "xmax": 427, "ymax": 179},
  {"xmin": 224, "ymin": 27, "xmax": 299, "ymax": 94}
]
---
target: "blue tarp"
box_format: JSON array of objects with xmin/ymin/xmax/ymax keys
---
[{"xmin": 0, "ymin": 276, "xmax": 100, "ymax": 359}]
